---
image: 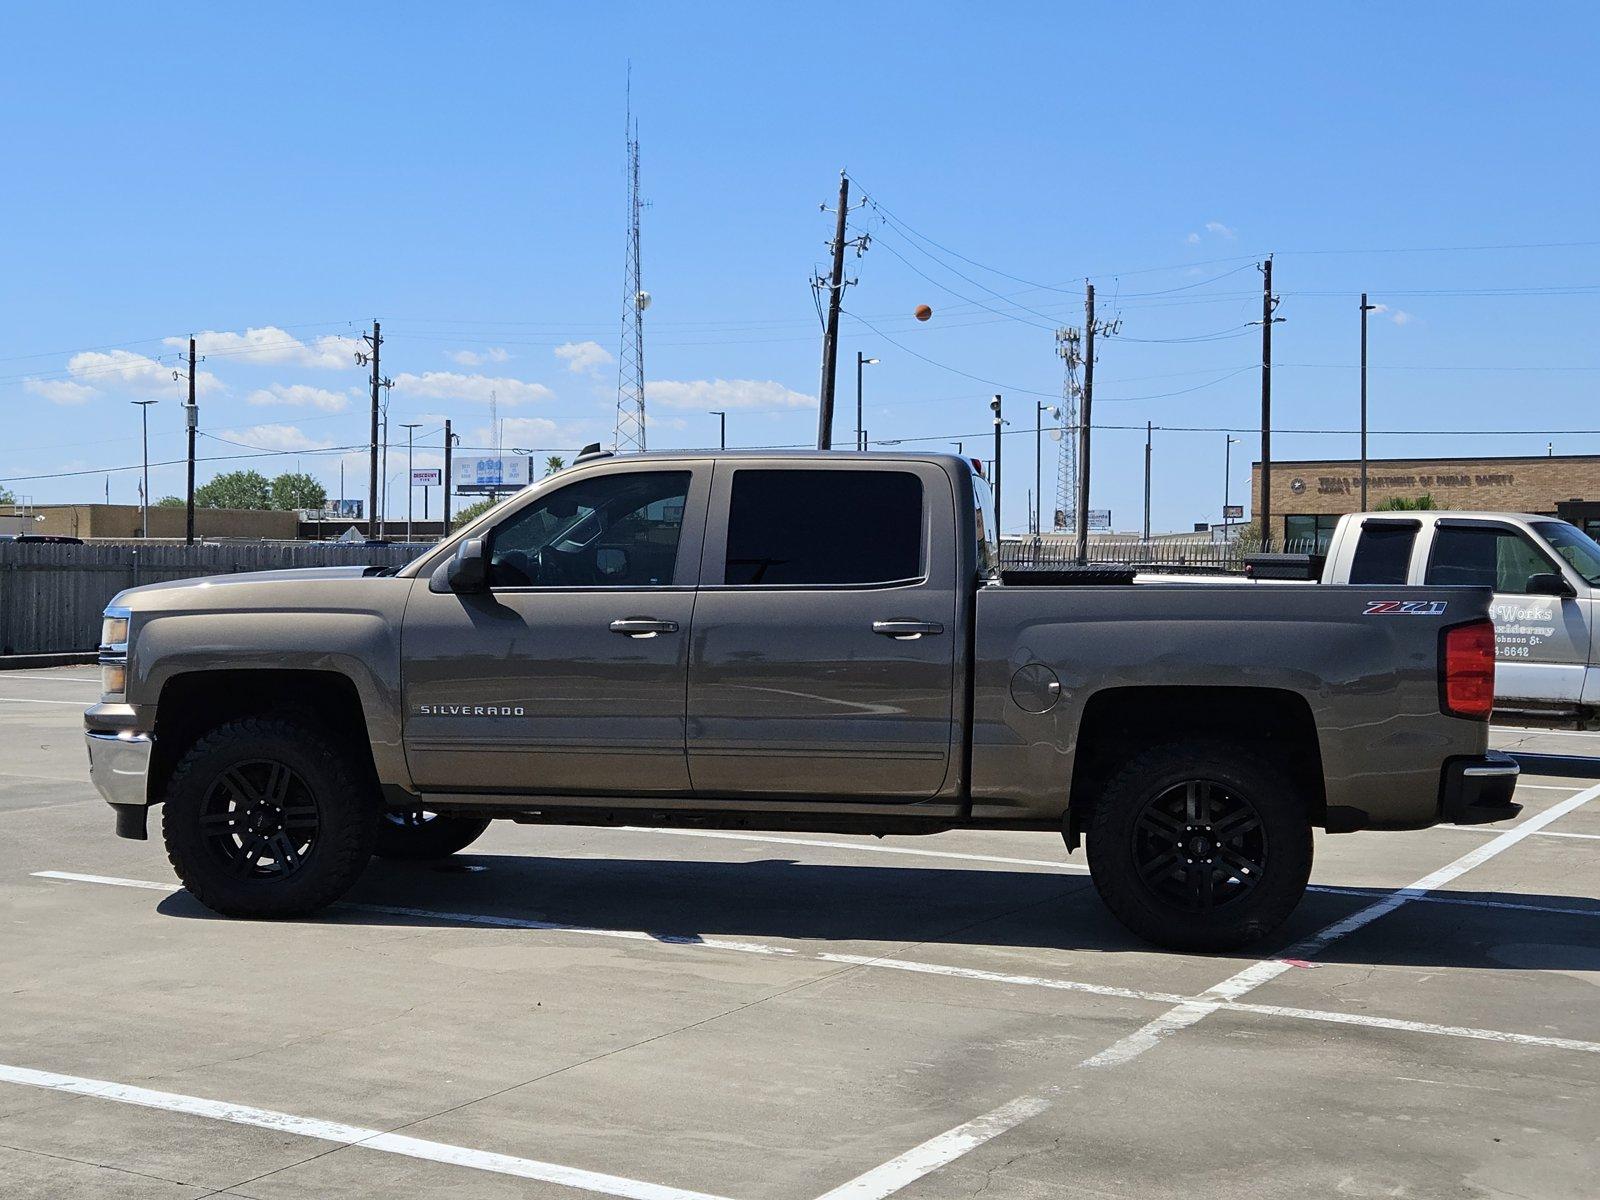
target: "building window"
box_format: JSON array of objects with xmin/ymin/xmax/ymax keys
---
[{"xmin": 1283, "ymin": 514, "xmax": 1339, "ymax": 553}]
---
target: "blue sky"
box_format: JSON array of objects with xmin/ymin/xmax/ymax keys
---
[{"xmin": 3, "ymin": 3, "xmax": 1598, "ymax": 532}]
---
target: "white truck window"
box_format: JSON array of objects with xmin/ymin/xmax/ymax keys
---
[
  {"xmin": 1424, "ymin": 526, "xmax": 1554, "ymax": 594},
  {"xmin": 1531, "ymin": 521, "xmax": 1600, "ymax": 585},
  {"xmin": 1348, "ymin": 523, "xmax": 1417, "ymax": 584}
]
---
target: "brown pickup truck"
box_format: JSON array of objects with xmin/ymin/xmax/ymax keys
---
[{"xmin": 86, "ymin": 449, "xmax": 1517, "ymax": 949}]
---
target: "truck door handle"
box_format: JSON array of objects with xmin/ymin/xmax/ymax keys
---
[
  {"xmin": 872, "ymin": 620, "xmax": 944, "ymax": 640},
  {"xmin": 609, "ymin": 617, "xmax": 679, "ymax": 638}
]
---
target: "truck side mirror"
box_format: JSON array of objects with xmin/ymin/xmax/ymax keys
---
[
  {"xmin": 1526, "ymin": 572, "xmax": 1575, "ymax": 598},
  {"xmin": 430, "ymin": 537, "xmax": 489, "ymax": 594}
]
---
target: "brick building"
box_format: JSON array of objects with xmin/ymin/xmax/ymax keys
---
[{"xmin": 1250, "ymin": 453, "xmax": 1600, "ymax": 548}]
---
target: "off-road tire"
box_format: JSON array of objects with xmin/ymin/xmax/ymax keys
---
[
  {"xmin": 162, "ymin": 716, "xmax": 377, "ymax": 918},
  {"xmin": 1085, "ymin": 740, "xmax": 1313, "ymax": 952},
  {"xmin": 374, "ymin": 810, "xmax": 491, "ymax": 860}
]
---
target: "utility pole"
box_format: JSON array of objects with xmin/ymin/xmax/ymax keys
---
[
  {"xmin": 709, "ymin": 410, "xmax": 726, "ymax": 449},
  {"xmin": 401, "ymin": 422, "xmax": 422, "ymax": 543},
  {"xmin": 1143, "ymin": 420, "xmax": 1153, "ymax": 544},
  {"xmin": 855, "ymin": 352, "xmax": 878, "ymax": 451},
  {"xmin": 359, "ymin": 322, "xmax": 382, "ymax": 540},
  {"xmin": 816, "ymin": 171, "xmax": 850, "ymax": 449},
  {"xmin": 1360, "ymin": 292, "xmax": 1377, "ymax": 510},
  {"xmin": 1075, "ymin": 283, "xmax": 1097, "ymax": 565},
  {"xmin": 443, "ymin": 420, "xmax": 455, "ymax": 530},
  {"xmin": 1258, "ymin": 259, "xmax": 1281, "ymax": 550},
  {"xmin": 132, "ymin": 400, "xmax": 157, "ymax": 539},
  {"xmin": 184, "ymin": 337, "xmax": 197, "ymax": 545},
  {"xmin": 989, "ymin": 395, "xmax": 1004, "ymax": 535}
]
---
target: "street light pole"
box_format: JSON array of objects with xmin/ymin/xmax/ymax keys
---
[
  {"xmin": 1360, "ymin": 293, "xmax": 1378, "ymax": 511},
  {"xmin": 400, "ymin": 422, "xmax": 422, "ymax": 543},
  {"xmin": 989, "ymin": 395, "xmax": 1003, "ymax": 536},
  {"xmin": 709, "ymin": 410, "xmax": 726, "ymax": 450},
  {"xmin": 131, "ymin": 400, "xmax": 157, "ymax": 538},
  {"xmin": 1224, "ymin": 435, "xmax": 1240, "ymax": 539},
  {"xmin": 855, "ymin": 353, "xmax": 878, "ymax": 451}
]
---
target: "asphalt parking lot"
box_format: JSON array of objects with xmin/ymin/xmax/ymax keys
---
[{"xmin": 2, "ymin": 666, "xmax": 1597, "ymax": 1199}]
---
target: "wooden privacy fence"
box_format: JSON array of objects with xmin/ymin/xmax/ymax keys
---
[{"xmin": 0, "ymin": 541, "xmax": 433, "ymax": 656}]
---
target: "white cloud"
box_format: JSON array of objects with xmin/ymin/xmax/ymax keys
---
[
  {"xmin": 1185, "ymin": 232, "xmax": 1201, "ymax": 245},
  {"xmin": 1204, "ymin": 221, "xmax": 1237, "ymax": 239},
  {"xmin": 24, "ymin": 379, "xmax": 97, "ymax": 406},
  {"xmin": 446, "ymin": 347, "xmax": 511, "ymax": 367},
  {"xmin": 391, "ymin": 371, "xmax": 555, "ymax": 406},
  {"xmin": 167, "ymin": 327, "xmax": 360, "ymax": 370},
  {"xmin": 245, "ymin": 383, "xmax": 350, "ymax": 412},
  {"xmin": 67, "ymin": 349, "xmax": 222, "ymax": 395},
  {"xmin": 553, "ymin": 340, "xmax": 614, "ymax": 376},
  {"xmin": 648, "ymin": 378, "xmax": 813, "ymax": 411},
  {"xmin": 1368, "ymin": 303, "xmax": 1416, "ymax": 326},
  {"xmin": 233, "ymin": 424, "xmax": 335, "ymax": 452}
]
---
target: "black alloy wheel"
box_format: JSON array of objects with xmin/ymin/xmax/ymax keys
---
[
  {"xmin": 1130, "ymin": 778, "xmax": 1266, "ymax": 912},
  {"xmin": 200, "ymin": 759, "xmax": 321, "ymax": 880}
]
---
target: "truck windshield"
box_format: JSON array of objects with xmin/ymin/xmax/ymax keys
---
[{"xmin": 1532, "ymin": 521, "xmax": 1600, "ymax": 585}]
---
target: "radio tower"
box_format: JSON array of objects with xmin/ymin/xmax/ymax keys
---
[
  {"xmin": 614, "ymin": 74, "xmax": 647, "ymax": 452},
  {"xmin": 1053, "ymin": 327, "xmax": 1081, "ymax": 531}
]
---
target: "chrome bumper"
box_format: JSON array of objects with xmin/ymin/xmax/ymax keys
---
[{"xmin": 86, "ymin": 730, "xmax": 152, "ymax": 809}]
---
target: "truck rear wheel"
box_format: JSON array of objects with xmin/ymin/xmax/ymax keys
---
[
  {"xmin": 161, "ymin": 716, "xmax": 376, "ymax": 918},
  {"xmin": 1085, "ymin": 741, "xmax": 1312, "ymax": 952},
  {"xmin": 375, "ymin": 810, "xmax": 491, "ymax": 860}
]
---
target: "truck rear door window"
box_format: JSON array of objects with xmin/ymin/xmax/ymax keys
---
[
  {"xmin": 1348, "ymin": 524, "xmax": 1416, "ymax": 584},
  {"xmin": 1425, "ymin": 525, "xmax": 1552, "ymax": 593},
  {"xmin": 724, "ymin": 469, "xmax": 922, "ymax": 585}
]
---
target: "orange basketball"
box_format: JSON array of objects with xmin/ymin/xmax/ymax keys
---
[{"xmin": 914, "ymin": 304, "xmax": 933, "ymax": 322}]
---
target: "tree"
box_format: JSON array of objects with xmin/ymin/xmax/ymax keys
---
[
  {"xmin": 1376, "ymin": 493, "xmax": 1437, "ymax": 512},
  {"xmin": 269, "ymin": 472, "xmax": 327, "ymax": 511},
  {"xmin": 155, "ymin": 495, "xmax": 184, "ymax": 508},
  {"xmin": 544, "ymin": 455, "xmax": 566, "ymax": 477},
  {"xmin": 451, "ymin": 497, "xmax": 496, "ymax": 530},
  {"xmin": 193, "ymin": 470, "xmax": 271, "ymax": 509},
  {"xmin": 0, "ymin": 484, "xmax": 14, "ymax": 506}
]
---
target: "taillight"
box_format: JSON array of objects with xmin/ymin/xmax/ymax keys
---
[{"xmin": 1441, "ymin": 620, "xmax": 1496, "ymax": 719}]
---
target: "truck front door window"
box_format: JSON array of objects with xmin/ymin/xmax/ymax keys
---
[
  {"xmin": 723, "ymin": 469, "xmax": 922, "ymax": 585},
  {"xmin": 1425, "ymin": 526, "xmax": 1554, "ymax": 594},
  {"xmin": 488, "ymin": 471, "xmax": 690, "ymax": 588},
  {"xmin": 1531, "ymin": 521, "xmax": 1600, "ymax": 585}
]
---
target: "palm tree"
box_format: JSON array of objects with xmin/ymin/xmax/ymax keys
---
[{"xmin": 544, "ymin": 456, "xmax": 566, "ymax": 477}]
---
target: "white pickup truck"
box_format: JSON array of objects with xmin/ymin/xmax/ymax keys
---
[{"xmin": 1283, "ymin": 512, "xmax": 1600, "ymax": 727}]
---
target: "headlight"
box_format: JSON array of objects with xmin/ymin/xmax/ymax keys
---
[
  {"xmin": 101, "ymin": 662, "xmax": 127, "ymax": 698},
  {"xmin": 99, "ymin": 606, "xmax": 132, "ymax": 701},
  {"xmin": 100, "ymin": 615, "xmax": 129, "ymax": 651}
]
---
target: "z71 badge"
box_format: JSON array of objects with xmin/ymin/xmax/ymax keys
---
[{"xmin": 1363, "ymin": 600, "xmax": 1448, "ymax": 616}]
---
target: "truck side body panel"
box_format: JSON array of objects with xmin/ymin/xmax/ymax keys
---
[{"xmin": 970, "ymin": 582, "xmax": 1490, "ymax": 828}]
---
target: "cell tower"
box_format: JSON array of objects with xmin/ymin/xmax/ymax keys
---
[
  {"xmin": 614, "ymin": 77, "xmax": 647, "ymax": 452},
  {"xmin": 1053, "ymin": 326, "xmax": 1081, "ymax": 531}
]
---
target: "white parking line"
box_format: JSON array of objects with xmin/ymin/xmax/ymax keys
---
[
  {"xmin": 624, "ymin": 828, "xmax": 1091, "ymax": 872},
  {"xmin": 0, "ymin": 696, "xmax": 90, "ymax": 706},
  {"xmin": 812, "ymin": 1093, "xmax": 1053, "ymax": 1200},
  {"xmin": 0, "ymin": 1061, "xmax": 731, "ymax": 1200},
  {"xmin": 1082, "ymin": 780, "xmax": 1600, "ymax": 1069},
  {"xmin": 0, "ymin": 674, "xmax": 102, "ymax": 683},
  {"xmin": 1493, "ymin": 725, "xmax": 1600, "ymax": 739}
]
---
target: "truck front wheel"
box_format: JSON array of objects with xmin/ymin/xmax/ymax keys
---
[
  {"xmin": 161, "ymin": 716, "xmax": 377, "ymax": 918},
  {"xmin": 1085, "ymin": 741, "xmax": 1312, "ymax": 952},
  {"xmin": 374, "ymin": 810, "xmax": 491, "ymax": 860}
]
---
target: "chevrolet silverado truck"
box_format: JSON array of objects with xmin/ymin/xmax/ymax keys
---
[{"xmin": 85, "ymin": 450, "xmax": 1518, "ymax": 950}]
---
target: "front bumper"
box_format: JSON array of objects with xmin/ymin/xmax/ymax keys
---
[
  {"xmin": 86, "ymin": 730, "xmax": 153, "ymax": 838},
  {"xmin": 1440, "ymin": 752, "xmax": 1522, "ymax": 825}
]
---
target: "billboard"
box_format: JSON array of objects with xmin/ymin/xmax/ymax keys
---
[
  {"xmin": 1223, "ymin": 504, "xmax": 1245, "ymax": 520},
  {"xmin": 457, "ymin": 456, "xmax": 530, "ymax": 493},
  {"xmin": 1087, "ymin": 509, "xmax": 1112, "ymax": 531},
  {"xmin": 411, "ymin": 469, "xmax": 442, "ymax": 487}
]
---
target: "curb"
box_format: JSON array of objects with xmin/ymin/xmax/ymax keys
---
[{"xmin": 0, "ymin": 652, "xmax": 98, "ymax": 671}]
